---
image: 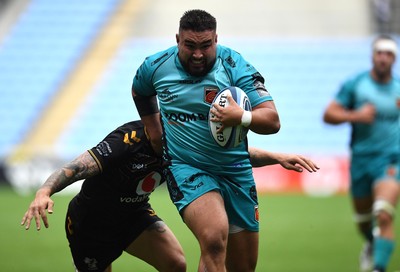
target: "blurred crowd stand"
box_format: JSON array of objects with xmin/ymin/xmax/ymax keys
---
[{"xmin": 371, "ymin": 0, "xmax": 400, "ymax": 34}]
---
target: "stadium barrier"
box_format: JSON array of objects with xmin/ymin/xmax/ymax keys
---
[{"xmin": 254, "ymin": 156, "xmax": 349, "ymax": 196}]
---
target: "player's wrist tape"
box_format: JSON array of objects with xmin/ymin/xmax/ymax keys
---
[{"xmin": 241, "ymin": 110, "xmax": 252, "ymax": 127}]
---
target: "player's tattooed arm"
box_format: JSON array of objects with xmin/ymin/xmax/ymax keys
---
[
  {"xmin": 248, "ymin": 147, "xmax": 277, "ymax": 167},
  {"xmin": 41, "ymin": 151, "xmax": 100, "ymax": 195},
  {"xmin": 21, "ymin": 151, "xmax": 100, "ymax": 230}
]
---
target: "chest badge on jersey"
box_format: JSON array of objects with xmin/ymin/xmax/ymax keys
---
[
  {"xmin": 136, "ymin": 171, "xmax": 163, "ymax": 195},
  {"xmin": 204, "ymin": 86, "xmax": 219, "ymax": 104},
  {"xmin": 396, "ymin": 98, "xmax": 400, "ymax": 108},
  {"xmin": 386, "ymin": 165, "xmax": 398, "ymax": 178}
]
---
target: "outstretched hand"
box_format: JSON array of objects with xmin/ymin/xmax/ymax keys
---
[
  {"xmin": 278, "ymin": 154, "xmax": 320, "ymax": 173},
  {"xmin": 21, "ymin": 188, "xmax": 54, "ymax": 231}
]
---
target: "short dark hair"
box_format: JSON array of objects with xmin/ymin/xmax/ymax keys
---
[{"xmin": 179, "ymin": 9, "xmax": 217, "ymax": 32}]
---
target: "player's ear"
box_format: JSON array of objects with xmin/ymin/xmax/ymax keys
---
[
  {"xmin": 176, "ymin": 34, "xmax": 179, "ymax": 44},
  {"xmin": 215, "ymin": 34, "xmax": 218, "ymax": 44}
]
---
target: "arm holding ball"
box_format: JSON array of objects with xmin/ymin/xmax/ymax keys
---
[{"xmin": 210, "ymin": 95, "xmax": 280, "ymax": 134}]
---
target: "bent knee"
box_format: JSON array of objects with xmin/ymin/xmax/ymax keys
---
[
  {"xmin": 199, "ymin": 235, "xmax": 227, "ymax": 259},
  {"xmin": 168, "ymin": 255, "xmax": 186, "ymax": 272},
  {"xmin": 201, "ymin": 237, "xmax": 225, "ymax": 257},
  {"xmin": 373, "ymin": 199, "xmax": 395, "ymax": 227},
  {"xmin": 157, "ymin": 253, "xmax": 186, "ymax": 272},
  {"xmin": 375, "ymin": 211, "xmax": 393, "ymax": 227}
]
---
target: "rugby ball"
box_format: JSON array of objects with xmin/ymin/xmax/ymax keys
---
[{"xmin": 209, "ymin": 86, "xmax": 252, "ymax": 148}]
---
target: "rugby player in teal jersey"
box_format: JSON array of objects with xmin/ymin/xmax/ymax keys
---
[
  {"xmin": 323, "ymin": 35, "xmax": 400, "ymax": 272},
  {"xmin": 132, "ymin": 9, "xmax": 282, "ymax": 272},
  {"xmin": 21, "ymin": 120, "xmax": 318, "ymax": 272}
]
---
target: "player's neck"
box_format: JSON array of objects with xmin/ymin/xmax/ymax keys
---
[{"xmin": 370, "ymin": 70, "xmax": 392, "ymax": 84}]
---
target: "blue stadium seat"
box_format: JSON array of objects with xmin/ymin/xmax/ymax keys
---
[{"xmin": 0, "ymin": 0, "xmax": 120, "ymax": 157}]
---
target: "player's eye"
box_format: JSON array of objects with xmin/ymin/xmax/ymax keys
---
[{"xmin": 184, "ymin": 43, "xmax": 195, "ymax": 50}]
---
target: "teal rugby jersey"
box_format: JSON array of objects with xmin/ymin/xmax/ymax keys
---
[
  {"xmin": 335, "ymin": 71, "xmax": 400, "ymax": 155},
  {"xmin": 132, "ymin": 44, "xmax": 273, "ymax": 174}
]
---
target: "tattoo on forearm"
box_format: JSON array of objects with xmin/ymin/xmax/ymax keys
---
[
  {"xmin": 249, "ymin": 149, "xmax": 263, "ymax": 167},
  {"xmin": 42, "ymin": 152, "xmax": 99, "ymax": 194}
]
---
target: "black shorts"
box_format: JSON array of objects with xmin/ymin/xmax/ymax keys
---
[{"xmin": 65, "ymin": 194, "xmax": 162, "ymax": 272}]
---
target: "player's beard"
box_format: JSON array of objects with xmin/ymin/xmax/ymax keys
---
[
  {"xmin": 373, "ymin": 62, "xmax": 392, "ymax": 82},
  {"xmin": 182, "ymin": 57, "xmax": 214, "ymax": 77}
]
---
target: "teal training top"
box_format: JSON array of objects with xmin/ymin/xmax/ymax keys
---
[
  {"xmin": 132, "ymin": 45, "xmax": 273, "ymax": 174},
  {"xmin": 335, "ymin": 71, "xmax": 400, "ymax": 155}
]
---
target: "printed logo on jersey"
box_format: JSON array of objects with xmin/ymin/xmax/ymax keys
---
[
  {"xmin": 251, "ymin": 72, "xmax": 263, "ymax": 80},
  {"xmin": 254, "ymin": 205, "xmax": 259, "ymax": 222},
  {"xmin": 95, "ymin": 141, "xmax": 112, "ymax": 157},
  {"xmin": 396, "ymin": 98, "xmax": 400, "ymax": 108},
  {"xmin": 204, "ymin": 86, "xmax": 219, "ymax": 104},
  {"xmin": 376, "ymin": 113, "xmax": 399, "ymax": 121},
  {"xmin": 147, "ymin": 208, "xmax": 157, "ymax": 216},
  {"xmin": 187, "ymin": 174, "xmax": 205, "ymax": 191},
  {"xmin": 164, "ymin": 112, "xmax": 208, "ymax": 124},
  {"xmin": 245, "ymin": 63, "xmax": 256, "ymax": 72},
  {"xmin": 179, "ymin": 79, "xmax": 203, "ymax": 84},
  {"xmin": 225, "ymin": 56, "xmax": 236, "ymax": 68},
  {"xmin": 124, "ymin": 131, "xmax": 141, "ymax": 145},
  {"xmin": 120, "ymin": 194, "xmax": 149, "ymax": 203},
  {"xmin": 386, "ymin": 165, "xmax": 398, "ymax": 177},
  {"xmin": 151, "ymin": 52, "xmax": 168, "ymax": 66},
  {"xmin": 189, "ymin": 181, "xmax": 204, "ymax": 190},
  {"xmin": 159, "ymin": 88, "xmax": 178, "ymax": 103},
  {"xmin": 83, "ymin": 257, "xmax": 98, "ymax": 271},
  {"xmin": 131, "ymin": 163, "xmax": 145, "ymax": 170},
  {"xmin": 136, "ymin": 171, "xmax": 162, "ymax": 195},
  {"xmin": 165, "ymin": 168, "xmax": 184, "ymax": 202},
  {"xmin": 253, "ymin": 80, "xmax": 270, "ymax": 97},
  {"xmin": 249, "ymin": 185, "xmax": 258, "ymax": 202},
  {"xmin": 66, "ymin": 216, "xmax": 73, "ymax": 235}
]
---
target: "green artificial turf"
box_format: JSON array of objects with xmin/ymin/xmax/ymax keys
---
[{"xmin": 2, "ymin": 184, "xmax": 399, "ymax": 271}]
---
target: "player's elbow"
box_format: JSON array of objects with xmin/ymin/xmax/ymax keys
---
[
  {"xmin": 270, "ymin": 119, "xmax": 281, "ymax": 134},
  {"xmin": 267, "ymin": 112, "xmax": 281, "ymax": 133},
  {"xmin": 323, "ymin": 113, "xmax": 340, "ymax": 125},
  {"xmin": 322, "ymin": 113, "xmax": 330, "ymax": 123},
  {"xmin": 253, "ymin": 117, "xmax": 280, "ymax": 135},
  {"xmin": 251, "ymin": 104, "xmax": 280, "ymax": 134}
]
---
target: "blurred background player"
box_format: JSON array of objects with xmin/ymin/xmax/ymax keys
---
[
  {"xmin": 323, "ymin": 35, "xmax": 400, "ymax": 272},
  {"xmin": 21, "ymin": 120, "xmax": 318, "ymax": 272}
]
